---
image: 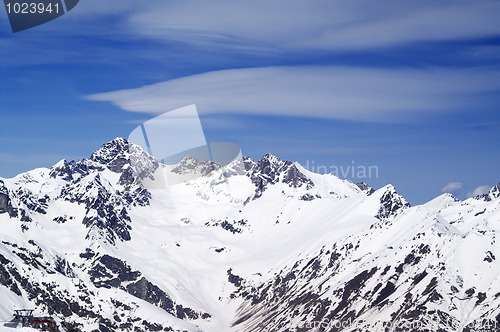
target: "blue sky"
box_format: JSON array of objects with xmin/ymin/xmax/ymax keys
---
[{"xmin": 1, "ymin": 0, "xmax": 499, "ymax": 204}]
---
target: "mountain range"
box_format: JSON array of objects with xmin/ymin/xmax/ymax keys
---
[{"xmin": 1, "ymin": 137, "xmax": 499, "ymax": 332}]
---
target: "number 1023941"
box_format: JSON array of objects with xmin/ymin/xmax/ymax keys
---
[{"xmin": 5, "ymin": 2, "xmax": 60, "ymax": 14}]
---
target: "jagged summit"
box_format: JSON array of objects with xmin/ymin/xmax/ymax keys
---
[
  {"xmin": 377, "ymin": 184, "xmax": 410, "ymax": 219},
  {"xmin": 258, "ymin": 152, "xmax": 283, "ymax": 165},
  {"xmin": 242, "ymin": 153, "xmax": 315, "ymax": 199},
  {"xmin": 90, "ymin": 138, "xmax": 159, "ymax": 180},
  {"xmin": 48, "ymin": 137, "xmax": 133, "ymax": 182},
  {"xmin": 90, "ymin": 137, "xmax": 131, "ymax": 171},
  {"xmin": 49, "ymin": 139, "xmax": 376, "ymax": 202},
  {"xmin": 468, "ymin": 182, "xmax": 500, "ymax": 202},
  {"xmin": 49, "ymin": 138, "xmax": 159, "ymax": 187},
  {"xmin": 491, "ymin": 182, "xmax": 500, "ymax": 194},
  {"xmin": 486, "ymin": 182, "xmax": 500, "ymax": 200},
  {"xmin": 171, "ymin": 156, "xmax": 222, "ymax": 177}
]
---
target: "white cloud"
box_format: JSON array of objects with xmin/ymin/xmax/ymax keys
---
[
  {"xmin": 6, "ymin": 1, "xmax": 499, "ymax": 67},
  {"xmin": 467, "ymin": 185, "xmax": 491, "ymax": 198},
  {"xmin": 87, "ymin": 66, "xmax": 500, "ymax": 122},
  {"xmin": 121, "ymin": 0, "xmax": 500, "ymax": 52},
  {"xmin": 441, "ymin": 182, "xmax": 463, "ymax": 194},
  {"xmin": 38, "ymin": 0, "xmax": 500, "ymax": 54}
]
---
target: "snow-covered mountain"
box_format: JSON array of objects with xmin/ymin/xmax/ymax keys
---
[{"xmin": 1, "ymin": 138, "xmax": 499, "ymax": 332}]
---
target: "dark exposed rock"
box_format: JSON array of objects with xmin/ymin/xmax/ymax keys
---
[
  {"xmin": 15, "ymin": 188, "xmax": 49, "ymax": 215},
  {"xmin": 476, "ymin": 183, "xmax": 500, "ymax": 202},
  {"xmin": 90, "ymin": 138, "xmax": 132, "ymax": 173},
  {"xmin": 206, "ymin": 219, "xmax": 248, "ymax": 234},
  {"xmin": 333, "ymin": 267, "xmax": 378, "ymax": 315},
  {"xmin": 299, "ymin": 193, "xmax": 315, "ymax": 201},
  {"xmin": 477, "ymin": 292, "xmax": 487, "ymax": 305},
  {"xmin": 54, "ymin": 255, "xmax": 77, "ymax": 278},
  {"xmin": 61, "ymin": 174, "xmax": 134, "ymax": 244},
  {"xmin": 0, "ymin": 180, "xmax": 17, "ymax": 217},
  {"xmin": 0, "ymin": 254, "xmax": 22, "ymax": 295},
  {"xmin": 245, "ymin": 154, "xmax": 314, "ymax": 199},
  {"xmin": 490, "ymin": 183, "xmax": 500, "ymax": 200},
  {"xmin": 126, "ymin": 278, "xmax": 175, "ymax": 317},
  {"xmin": 79, "ymin": 248, "xmax": 95, "ymax": 260},
  {"xmin": 49, "ymin": 159, "xmax": 103, "ymax": 181},
  {"xmin": 89, "ymin": 255, "xmax": 141, "ymax": 289},
  {"xmin": 465, "ymin": 287, "xmax": 476, "ymax": 298},
  {"xmin": 90, "ymin": 138, "xmax": 159, "ymax": 186},
  {"xmin": 413, "ymin": 270, "xmax": 428, "ymax": 285},
  {"xmin": 88, "ymin": 255, "xmax": 208, "ymax": 321},
  {"xmin": 228, "ymin": 268, "xmax": 244, "ymax": 288},
  {"xmin": 373, "ymin": 281, "xmax": 396, "ymax": 305},
  {"xmin": 356, "ymin": 181, "xmax": 375, "ymax": 195},
  {"xmin": 377, "ymin": 186, "xmax": 410, "ymax": 219},
  {"xmin": 485, "ymin": 251, "xmax": 496, "ymax": 263},
  {"xmin": 171, "ymin": 156, "xmax": 221, "ymax": 177},
  {"xmin": 53, "ymin": 215, "xmax": 69, "ymax": 224}
]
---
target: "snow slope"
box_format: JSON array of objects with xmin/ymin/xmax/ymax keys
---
[{"xmin": 0, "ymin": 138, "xmax": 499, "ymax": 332}]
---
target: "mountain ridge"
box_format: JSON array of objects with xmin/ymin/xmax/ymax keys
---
[{"xmin": 0, "ymin": 138, "xmax": 499, "ymax": 332}]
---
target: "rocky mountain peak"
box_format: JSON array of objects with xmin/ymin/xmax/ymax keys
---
[
  {"xmin": 377, "ymin": 184, "xmax": 410, "ymax": 219},
  {"xmin": 49, "ymin": 138, "xmax": 138, "ymax": 182},
  {"xmin": 171, "ymin": 156, "xmax": 222, "ymax": 177},
  {"xmin": 90, "ymin": 137, "xmax": 133, "ymax": 173},
  {"xmin": 86, "ymin": 138, "xmax": 158, "ymax": 186},
  {"xmin": 473, "ymin": 183, "xmax": 500, "ymax": 202},
  {"xmin": 488, "ymin": 183, "xmax": 500, "ymax": 200},
  {"xmin": 259, "ymin": 152, "xmax": 283, "ymax": 164},
  {"xmin": 254, "ymin": 153, "xmax": 292, "ymax": 178},
  {"xmin": 246, "ymin": 154, "xmax": 314, "ymax": 198}
]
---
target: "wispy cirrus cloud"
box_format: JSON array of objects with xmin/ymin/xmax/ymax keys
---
[
  {"xmin": 3, "ymin": 1, "xmax": 499, "ymax": 67},
  {"xmin": 123, "ymin": 0, "xmax": 500, "ymax": 52},
  {"xmin": 16, "ymin": 0, "xmax": 498, "ymax": 54},
  {"xmin": 88, "ymin": 66, "xmax": 500, "ymax": 122}
]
